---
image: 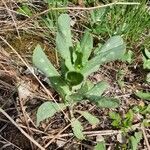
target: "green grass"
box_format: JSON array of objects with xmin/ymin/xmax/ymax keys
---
[
  {"xmin": 87, "ymin": 0, "xmax": 150, "ymax": 50},
  {"xmin": 38, "ymin": 0, "xmax": 150, "ymax": 52}
]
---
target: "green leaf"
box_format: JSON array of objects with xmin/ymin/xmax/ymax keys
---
[
  {"xmin": 140, "ymin": 104, "xmax": 150, "ymax": 114},
  {"xmin": 143, "ymin": 57, "xmax": 150, "ymax": 69},
  {"xmin": 89, "ymin": 96, "xmax": 120, "ymax": 108},
  {"xmin": 94, "ymin": 135, "xmax": 106, "ymax": 150},
  {"xmin": 78, "ymin": 111, "xmax": 99, "ymax": 126},
  {"xmin": 142, "ymin": 119, "xmax": 150, "ymax": 127},
  {"xmin": 71, "ymin": 118, "xmax": 85, "ymax": 140},
  {"xmin": 33, "ymin": 44, "xmax": 59, "ymax": 77},
  {"xmin": 146, "ymin": 73, "xmax": 150, "ymax": 83},
  {"xmin": 94, "ymin": 43, "xmax": 103, "ymax": 56},
  {"xmin": 130, "ymin": 132, "xmax": 142, "ymax": 150},
  {"xmin": 56, "ymin": 14, "xmax": 73, "ymax": 70},
  {"xmin": 17, "ymin": 4, "xmax": 32, "ymax": 16},
  {"xmin": 78, "ymin": 80, "xmax": 94, "ymax": 95},
  {"xmin": 85, "ymin": 81, "xmax": 109, "ymax": 98},
  {"xmin": 98, "ymin": 36, "xmax": 125, "ymax": 54},
  {"xmin": 121, "ymin": 50, "xmax": 134, "ymax": 64},
  {"xmin": 144, "ymin": 48, "xmax": 150, "ymax": 59},
  {"xmin": 80, "ymin": 31, "xmax": 93, "ymax": 66},
  {"xmin": 134, "ymin": 132, "xmax": 142, "ymax": 142},
  {"xmin": 74, "ymin": 50, "xmax": 83, "ymax": 70},
  {"xmin": 130, "ymin": 137, "xmax": 137, "ymax": 150},
  {"xmin": 36, "ymin": 102, "xmax": 67, "ymax": 126},
  {"xmin": 66, "ymin": 71, "xmax": 84, "ymax": 86},
  {"xmin": 109, "ymin": 112, "xmax": 120, "ymax": 120},
  {"xmin": 133, "ymin": 105, "xmax": 150, "ymax": 115},
  {"xmin": 123, "ymin": 109, "xmax": 133, "ymax": 128},
  {"xmin": 135, "ymin": 91, "xmax": 150, "ymax": 101},
  {"xmin": 66, "ymin": 93, "xmax": 83, "ymax": 102},
  {"xmin": 33, "ymin": 45, "xmax": 71, "ymax": 99},
  {"xmin": 49, "ymin": 76, "xmax": 71, "ymax": 99},
  {"xmin": 109, "ymin": 112, "xmax": 122, "ymax": 128},
  {"xmin": 81, "ymin": 36, "xmax": 126, "ymax": 77},
  {"xmin": 94, "ymin": 141, "xmax": 106, "ymax": 150}
]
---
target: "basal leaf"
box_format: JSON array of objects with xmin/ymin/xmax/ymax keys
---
[
  {"xmin": 81, "ymin": 36, "xmax": 126, "ymax": 77},
  {"xmin": 78, "ymin": 111, "xmax": 99, "ymax": 126},
  {"xmin": 33, "ymin": 45, "xmax": 71, "ymax": 99},
  {"xmin": 80, "ymin": 31, "xmax": 93, "ymax": 66},
  {"xmin": 71, "ymin": 118, "xmax": 85, "ymax": 140},
  {"xmin": 56, "ymin": 14, "xmax": 73, "ymax": 70},
  {"xmin": 89, "ymin": 96, "xmax": 120, "ymax": 108},
  {"xmin": 85, "ymin": 81, "xmax": 109, "ymax": 98},
  {"xmin": 135, "ymin": 91, "xmax": 150, "ymax": 101},
  {"xmin": 33, "ymin": 44, "xmax": 59, "ymax": 77},
  {"xmin": 99, "ymin": 36, "xmax": 125, "ymax": 54},
  {"xmin": 36, "ymin": 101, "xmax": 67, "ymax": 126}
]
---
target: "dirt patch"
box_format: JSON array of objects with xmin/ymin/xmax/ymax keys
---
[{"xmin": 0, "ymin": 125, "xmax": 31, "ymax": 150}]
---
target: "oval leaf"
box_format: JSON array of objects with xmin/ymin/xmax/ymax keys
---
[
  {"xmin": 78, "ymin": 111, "xmax": 99, "ymax": 126},
  {"xmin": 99, "ymin": 36, "xmax": 125, "ymax": 54},
  {"xmin": 33, "ymin": 44, "xmax": 59, "ymax": 77},
  {"xmin": 85, "ymin": 81, "xmax": 109, "ymax": 98},
  {"xmin": 71, "ymin": 118, "xmax": 85, "ymax": 140},
  {"xmin": 89, "ymin": 96, "xmax": 120, "ymax": 108},
  {"xmin": 36, "ymin": 102, "xmax": 67, "ymax": 126},
  {"xmin": 56, "ymin": 14, "xmax": 73, "ymax": 70},
  {"xmin": 81, "ymin": 36, "xmax": 126, "ymax": 77},
  {"xmin": 80, "ymin": 31, "xmax": 93, "ymax": 65}
]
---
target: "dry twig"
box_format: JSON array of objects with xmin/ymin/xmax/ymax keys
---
[
  {"xmin": 0, "ymin": 107, "xmax": 45, "ymax": 150},
  {"xmin": 141, "ymin": 126, "xmax": 150, "ymax": 150}
]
